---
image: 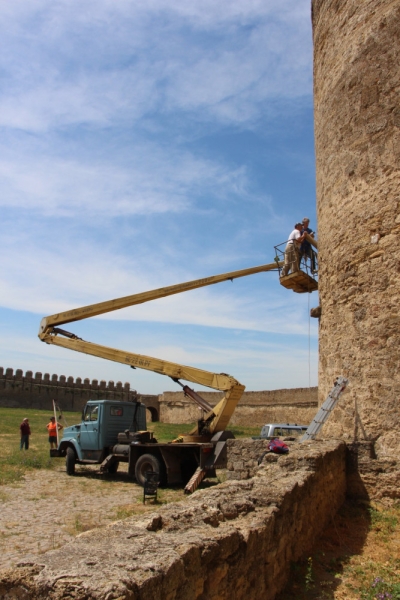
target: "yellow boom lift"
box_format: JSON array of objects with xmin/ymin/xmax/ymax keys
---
[{"xmin": 39, "ymin": 261, "xmax": 281, "ymax": 492}]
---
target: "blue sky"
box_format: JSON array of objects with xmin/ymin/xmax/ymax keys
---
[{"xmin": 0, "ymin": 0, "xmax": 319, "ymax": 395}]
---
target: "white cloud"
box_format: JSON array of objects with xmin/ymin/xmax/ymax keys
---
[
  {"xmin": 1, "ymin": 200, "xmax": 315, "ymax": 338},
  {"xmin": 0, "ymin": 137, "xmax": 253, "ymax": 218},
  {"xmin": 0, "ymin": 0, "xmax": 312, "ymax": 133}
]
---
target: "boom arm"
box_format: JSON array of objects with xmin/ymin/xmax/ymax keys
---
[
  {"xmin": 304, "ymin": 232, "xmax": 318, "ymax": 249},
  {"xmin": 39, "ymin": 261, "xmax": 279, "ymax": 435},
  {"xmin": 39, "ymin": 262, "xmax": 280, "ymax": 333}
]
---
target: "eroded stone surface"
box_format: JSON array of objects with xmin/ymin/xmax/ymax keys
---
[
  {"xmin": 346, "ymin": 441, "xmax": 400, "ymax": 501},
  {"xmin": 313, "ymin": 0, "xmax": 400, "ymax": 456},
  {"xmin": 0, "ymin": 440, "xmax": 346, "ymax": 600}
]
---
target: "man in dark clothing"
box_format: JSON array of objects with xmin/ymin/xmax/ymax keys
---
[
  {"xmin": 300, "ymin": 217, "xmax": 316, "ymax": 272},
  {"xmin": 20, "ymin": 418, "xmax": 31, "ymax": 450}
]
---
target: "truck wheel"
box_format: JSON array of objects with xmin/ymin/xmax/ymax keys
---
[
  {"xmin": 66, "ymin": 447, "xmax": 76, "ymax": 475},
  {"xmin": 135, "ymin": 454, "xmax": 164, "ymax": 487}
]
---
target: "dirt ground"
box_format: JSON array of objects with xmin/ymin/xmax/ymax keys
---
[{"xmin": 0, "ymin": 462, "xmax": 187, "ymax": 572}]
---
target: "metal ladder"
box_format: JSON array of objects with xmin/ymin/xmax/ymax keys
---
[{"xmin": 300, "ymin": 376, "xmax": 348, "ymax": 442}]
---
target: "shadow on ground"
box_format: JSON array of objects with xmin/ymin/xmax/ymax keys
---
[
  {"xmin": 277, "ymin": 500, "xmax": 372, "ymax": 599},
  {"xmin": 69, "ymin": 465, "xmax": 222, "ymax": 493}
]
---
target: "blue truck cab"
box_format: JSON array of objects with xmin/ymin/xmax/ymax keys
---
[{"xmin": 55, "ymin": 399, "xmax": 147, "ymax": 474}]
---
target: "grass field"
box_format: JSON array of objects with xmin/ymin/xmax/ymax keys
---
[{"xmin": 0, "ymin": 406, "xmax": 260, "ymax": 486}]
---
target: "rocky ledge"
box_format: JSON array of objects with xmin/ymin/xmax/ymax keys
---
[{"xmin": 0, "ymin": 439, "xmax": 346, "ymax": 600}]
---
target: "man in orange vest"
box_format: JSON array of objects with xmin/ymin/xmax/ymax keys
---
[{"xmin": 46, "ymin": 416, "xmax": 63, "ymax": 449}]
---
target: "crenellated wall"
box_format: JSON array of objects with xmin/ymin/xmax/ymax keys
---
[{"xmin": 0, "ymin": 366, "xmax": 137, "ymax": 412}]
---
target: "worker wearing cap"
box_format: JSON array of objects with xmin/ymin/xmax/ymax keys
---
[
  {"xmin": 47, "ymin": 416, "xmax": 63, "ymax": 449},
  {"xmin": 20, "ymin": 418, "xmax": 31, "ymax": 450},
  {"xmin": 300, "ymin": 217, "xmax": 316, "ymax": 272},
  {"xmin": 281, "ymin": 223, "xmax": 307, "ymax": 277}
]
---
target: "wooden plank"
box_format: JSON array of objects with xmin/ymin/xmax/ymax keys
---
[{"xmin": 280, "ymin": 270, "xmax": 318, "ymax": 293}]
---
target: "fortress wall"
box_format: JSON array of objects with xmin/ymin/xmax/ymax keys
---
[
  {"xmin": 0, "ymin": 440, "xmax": 346, "ymax": 600},
  {"xmin": 0, "ymin": 366, "xmax": 317, "ymax": 427},
  {"xmin": 312, "ymin": 0, "xmax": 400, "ymax": 456},
  {"xmin": 231, "ymin": 403, "xmax": 318, "ymax": 427},
  {"xmin": 159, "ymin": 388, "xmax": 318, "ymax": 426},
  {"xmin": 0, "ymin": 366, "xmax": 137, "ymax": 412},
  {"xmin": 227, "ymin": 439, "xmax": 399, "ymax": 504}
]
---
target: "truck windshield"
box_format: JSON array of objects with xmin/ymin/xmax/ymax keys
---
[
  {"xmin": 84, "ymin": 405, "xmax": 99, "ymax": 422},
  {"xmin": 273, "ymin": 427, "xmax": 306, "ymax": 437}
]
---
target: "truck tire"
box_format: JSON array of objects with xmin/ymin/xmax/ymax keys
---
[
  {"xmin": 66, "ymin": 447, "xmax": 76, "ymax": 476},
  {"xmin": 135, "ymin": 454, "xmax": 164, "ymax": 487}
]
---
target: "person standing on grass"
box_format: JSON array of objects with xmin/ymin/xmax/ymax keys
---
[
  {"xmin": 46, "ymin": 416, "xmax": 63, "ymax": 449},
  {"xmin": 20, "ymin": 418, "xmax": 31, "ymax": 450}
]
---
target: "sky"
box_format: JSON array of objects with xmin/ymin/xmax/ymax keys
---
[{"xmin": 0, "ymin": 0, "xmax": 319, "ymax": 396}]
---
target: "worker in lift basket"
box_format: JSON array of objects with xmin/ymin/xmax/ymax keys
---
[
  {"xmin": 300, "ymin": 217, "xmax": 316, "ymax": 272},
  {"xmin": 281, "ymin": 223, "xmax": 307, "ymax": 277}
]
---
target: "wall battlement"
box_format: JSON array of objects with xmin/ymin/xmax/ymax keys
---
[
  {"xmin": 0, "ymin": 366, "xmax": 137, "ymax": 412},
  {"xmin": 0, "ymin": 366, "xmax": 318, "ymax": 427}
]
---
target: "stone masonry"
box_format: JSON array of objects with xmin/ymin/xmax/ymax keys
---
[
  {"xmin": 0, "ymin": 366, "xmax": 317, "ymax": 428},
  {"xmin": 226, "ymin": 438, "xmax": 268, "ymax": 481},
  {"xmin": 159, "ymin": 388, "xmax": 318, "ymax": 427},
  {"xmin": 228, "ymin": 439, "xmax": 400, "ymax": 503},
  {"xmin": 312, "ymin": 0, "xmax": 400, "ymax": 457},
  {"xmin": 0, "ymin": 440, "xmax": 346, "ymax": 600},
  {"xmin": 0, "ymin": 366, "xmax": 137, "ymax": 412}
]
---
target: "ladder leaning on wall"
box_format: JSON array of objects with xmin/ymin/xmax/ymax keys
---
[{"xmin": 300, "ymin": 376, "xmax": 349, "ymax": 442}]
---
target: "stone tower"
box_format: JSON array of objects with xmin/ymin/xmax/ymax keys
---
[{"xmin": 312, "ymin": 0, "xmax": 400, "ymax": 457}]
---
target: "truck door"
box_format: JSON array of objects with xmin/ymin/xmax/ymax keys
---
[{"xmin": 80, "ymin": 404, "xmax": 101, "ymax": 451}]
